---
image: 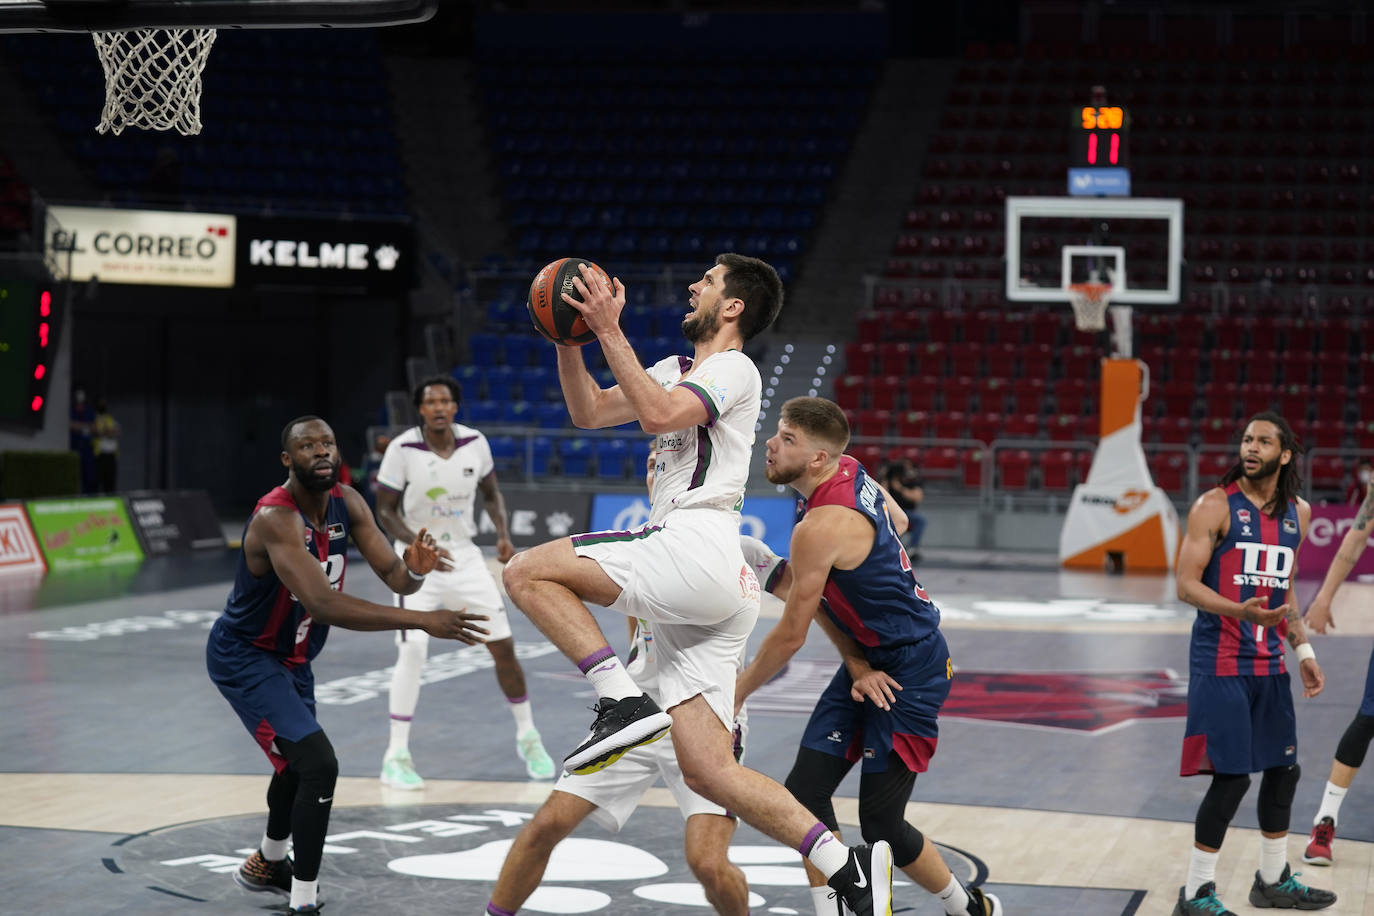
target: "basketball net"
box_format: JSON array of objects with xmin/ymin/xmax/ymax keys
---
[
  {"xmin": 1067, "ymin": 281, "xmax": 1111, "ymax": 332},
  {"xmin": 91, "ymin": 28, "xmax": 217, "ymax": 135}
]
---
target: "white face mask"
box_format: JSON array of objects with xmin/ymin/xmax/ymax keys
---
[{"xmin": 1360, "ymin": 469, "xmax": 1372, "ymax": 484}]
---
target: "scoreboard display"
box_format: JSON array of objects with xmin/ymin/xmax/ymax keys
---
[
  {"xmin": 1072, "ymin": 105, "xmax": 1131, "ymax": 168},
  {"xmin": 0, "ymin": 280, "xmax": 57, "ymax": 427}
]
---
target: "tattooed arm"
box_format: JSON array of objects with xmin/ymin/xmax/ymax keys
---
[{"xmin": 1306, "ymin": 486, "xmax": 1374, "ymax": 634}]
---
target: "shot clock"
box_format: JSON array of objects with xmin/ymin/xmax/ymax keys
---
[{"xmin": 1067, "ymin": 86, "xmax": 1132, "ymax": 197}]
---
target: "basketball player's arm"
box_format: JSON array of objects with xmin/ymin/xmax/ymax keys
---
[
  {"xmin": 878, "ymin": 484, "xmax": 910, "ymax": 536},
  {"xmin": 252, "ymin": 506, "xmax": 488, "ymax": 641},
  {"xmin": 1175, "ymin": 488, "xmax": 1284, "ymax": 626},
  {"xmin": 734, "ymin": 508, "xmax": 849, "ymax": 712},
  {"xmin": 374, "ymin": 485, "xmax": 417, "ymax": 545},
  {"xmin": 555, "ymin": 346, "xmax": 639, "ymax": 429},
  {"xmin": 476, "ymin": 472, "xmax": 516, "ymax": 563},
  {"xmin": 563, "ymin": 264, "xmax": 710, "ymax": 433},
  {"xmin": 812, "ymin": 604, "xmax": 902, "ymax": 710},
  {"xmin": 1287, "ymin": 499, "xmax": 1324, "ymax": 697},
  {"xmin": 344, "ymin": 485, "xmax": 435, "ymax": 595},
  {"xmin": 1307, "ymin": 486, "xmax": 1374, "ymax": 633}
]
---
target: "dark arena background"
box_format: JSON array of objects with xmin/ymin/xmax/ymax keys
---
[{"xmin": 3, "ymin": 1, "xmax": 1374, "ymax": 913}]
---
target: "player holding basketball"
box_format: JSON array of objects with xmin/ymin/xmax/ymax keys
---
[
  {"xmin": 735, "ymin": 397, "xmax": 1001, "ymax": 916},
  {"xmin": 502, "ymin": 254, "xmax": 895, "ymax": 916},
  {"xmin": 1173, "ymin": 412, "xmax": 1335, "ymax": 915},
  {"xmin": 207, "ymin": 416, "xmax": 488, "ymax": 915},
  {"xmin": 373, "ymin": 375, "xmax": 554, "ymax": 788},
  {"xmin": 1298, "ymin": 482, "xmax": 1374, "ymax": 866}
]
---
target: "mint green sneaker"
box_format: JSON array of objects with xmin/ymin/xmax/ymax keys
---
[
  {"xmin": 517, "ymin": 728, "xmax": 556, "ymax": 780},
  {"xmin": 380, "ymin": 748, "xmax": 424, "ymax": 790}
]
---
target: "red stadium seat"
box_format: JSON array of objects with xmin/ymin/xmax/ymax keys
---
[
  {"xmin": 968, "ymin": 412, "xmax": 1004, "ymax": 445},
  {"xmin": 949, "ymin": 342, "xmax": 983, "ymax": 376},
  {"xmin": 962, "ymin": 448, "xmax": 986, "ymax": 488},
  {"xmin": 848, "ymin": 444, "xmax": 884, "ymax": 474},
  {"xmin": 1047, "ymin": 414, "xmax": 1080, "ymax": 442},
  {"xmin": 1309, "ymin": 455, "xmax": 1347, "ymax": 491},
  {"xmin": 834, "ymin": 375, "xmax": 867, "ymax": 411},
  {"xmin": 904, "ymin": 376, "xmax": 941, "ymax": 412},
  {"xmin": 942, "ymin": 377, "xmax": 978, "ymax": 413},
  {"xmin": 893, "ymin": 410, "xmax": 931, "ymax": 440},
  {"xmin": 1040, "ymin": 449, "xmax": 1076, "ymax": 489},
  {"xmin": 1008, "ymin": 377, "xmax": 1047, "ymax": 414},
  {"xmin": 877, "ymin": 342, "xmax": 913, "ymax": 377},
  {"xmin": 870, "ymin": 376, "xmax": 903, "ymax": 411},
  {"xmin": 844, "ymin": 341, "xmax": 877, "ymax": 376},
  {"xmin": 1197, "ymin": 452, "xmax": 1235, "ymax": 487},
  {"xmin": 1306, "ymin": 420, "xmax": 1344, "ymax": 450},
  {"xmin": 1310, "ymin": 386, "xmax": 1346, "ymax": 424},
  {"xmin": 1004, "ymin": 413, "xmax": 1041, "ymax": 439},
  {"xmin": 1020, "ymin": 343, "xmax": 1055, "ymax": 380},
  {"xmin": 1152, "ymin": 451, "xmax": 1188, "ymax": 493},
  {"xmin": 997, "ymin": 449, "xmax": 1033, "ymax": 489},
  {"xmin": 850, "ymin": 409, "xmax": 893, "ymax": 439},
  {"xmin": 928, "ymin": 412, "xmax": 965, "ymax": 441},
  {"xmin": 922, "ymin": 446, "xmax": 961, "ymax": 478},
  {"xmin": 979, "ymin": 377, "xmax": 1011, "ymax": 414},
  {"xmin": 913, "ymin": 341, "xmax": 948, "ymax": 375},
  {"xmin": 1198, "ymin": 416, "xmax": 1235, "ymax": 445}
]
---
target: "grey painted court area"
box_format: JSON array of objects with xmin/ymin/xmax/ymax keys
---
[{"xmin": 2, "ymin": 547, "xmax": 1372, "ymax": 914}]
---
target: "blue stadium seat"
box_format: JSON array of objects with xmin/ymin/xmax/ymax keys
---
[
  {"xmin": 559, "ymin": 438, "xmax": 592, "ymax": 477},
  {"xmin": 595, "ymin": 438, "xmax": 630, "ymax": 479}
]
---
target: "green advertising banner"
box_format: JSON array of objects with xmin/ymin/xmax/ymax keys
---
[{"xmin": 25, "ymin": 497, "xmax": 144, "ymax": 571}]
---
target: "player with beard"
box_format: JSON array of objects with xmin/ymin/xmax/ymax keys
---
[
  {"xmin": 501, "ymin": 255, "xmax": 896, "ymax": 916},
  {"xmin": 1172, "ymin": 412, "xmax": 1334, "ymax": 915},
  {"xmin": 206, "ymin": 415, "xmax": 490, "ymax": 914},
  {"xmin": 735, "ymin": 396, "xmax": 1001, "ymax": 916}
]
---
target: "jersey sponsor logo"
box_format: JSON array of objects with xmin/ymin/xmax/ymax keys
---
[
  {"xmin": 1283, "ymin": 518, "xmax": 1298, "ymax": 534},
  {"xmin": 1237, "ymin": 509, "xmax": 1252, "ymax": 524},
  {"xmin": 1112, "ymin": 490, "xmax": 1150, "ymax": 514},
  {"xmin": 1230, "ymin": 542, "xmax": 1293, "ymax": 590},
  {"xmin": 327, "ymin": 523, "xmax": 345, "ymax": 540}
]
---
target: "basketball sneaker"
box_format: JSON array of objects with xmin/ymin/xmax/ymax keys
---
[
  {"xmin": 232, "ymin": 850, "xmax": 291, "ymax": 897},
  {"xmin": 1303, "ymin": 816, "xmax": 1335, "ymax": 866},
  {"xmin": 825, "ymin": 841, "xmax": 893, "ymax": 916},
  {"xmin": 965, "ymin": 885, "xmax": 1003, "ymax": 915},
  {"xmin": 380, "ymin": 747, "xmax": 424, "ymax": 790},
  {"xmin": 517, "ymin": 728, "xmax": 555, "ymax": 780},
  {"xmin": 1172, "ymin": 882, "xmax": 1236, "ymax": 916},
  {"xmin": 563, "ymin": 694, "xmax": 672, "ymax": 775},
  {"xmin": 1249, "ymin": 865, "xmax": 1337, "ymax": 909}
]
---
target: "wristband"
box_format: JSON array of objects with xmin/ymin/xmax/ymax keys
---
[
  {"xmin": 1295, "ymin": 643, "xmax": 1316, "ymax": 663},
  {"xmin": 407, "ymin": 567, "xmax": 426, "ymax": 582}
]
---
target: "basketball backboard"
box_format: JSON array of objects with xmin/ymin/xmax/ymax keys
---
[
  {"xmin": 1005, "ymin": 196, "xmax": 1184, "ymax": 306},
  {"xmin": 0, "ymin": 0, "xmax": 436, "ymax": 32}
]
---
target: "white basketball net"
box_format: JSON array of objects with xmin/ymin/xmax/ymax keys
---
[
  {"xmin": 91, "ymin": 28, "xmax": 217, "ymax": 135},
  {"xmin": 1067, "ymin": 282, "xmax": 1111, "ymax": 331}
]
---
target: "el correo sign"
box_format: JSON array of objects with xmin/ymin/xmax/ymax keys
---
[{"xmin": 46, "ymin": 205, "xmax": 236, "ymax": 288}]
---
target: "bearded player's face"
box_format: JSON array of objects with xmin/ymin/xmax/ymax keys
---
[
  {"xmin": 285, "ymin": 421, "xmax": 341, "ymax": 492},
  {"xmin": 1239, "ymin": 420, "xmax": 1288, "ymax": 482}
]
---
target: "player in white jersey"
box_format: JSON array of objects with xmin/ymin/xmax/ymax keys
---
[
  {"xmin": 484, "ymin": 448, "xmax": 788, "ymax": 916},
  {"xmin": 502, "ymin": 254, "xmax": 896, "ymax": 916},
  {"xmin": 374, "ymin": 376, "xmax": 554, "ymax": 787}
]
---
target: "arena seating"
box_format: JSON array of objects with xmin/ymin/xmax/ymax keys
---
[{"xmin": 848, "ymin": 40, "xmax": 1369, "ymax": 497}]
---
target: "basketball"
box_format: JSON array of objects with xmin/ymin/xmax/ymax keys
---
[{"xmin": 526, "ymin": 257, "xmax": 610, "ymax": 346}]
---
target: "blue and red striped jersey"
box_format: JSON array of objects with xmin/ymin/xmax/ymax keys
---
[
  {"xmin": 217, "ymin": 485, "xmax": 350, "ymax": 667},
  {"xmin": 1191, "ymin": 482, "xmax": 1301, "ymax": 677},
  {"xmin": 804, "ymin": 455, "xmax": 941, "ymax": 650}
]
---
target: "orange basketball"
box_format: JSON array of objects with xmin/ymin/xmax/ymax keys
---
[{"xmin": 526, "ymin": 257, "xmax": 609, "ymax": 346}]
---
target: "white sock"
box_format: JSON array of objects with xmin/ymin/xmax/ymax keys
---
[
  {"xmin": 938, "ymin": 874, "xmax": 971, "ymax": 914},
  {"xmin": 261, "ymin": 833, "xmax": 289, "ymax": 861},
  {"xmin": 579, "ymin": 650, "xmax": 640, "ymax": 701},
  {"xmin": 1185, "ymin": 846, "xmax": 1219, "ymax": 899},
  {"xmin": 1259, "ymin": 835, "xmax": 1287, "ymax": 885},
  {"xmin": 509, "ymin": 696, "xmax": 535, "ymax": 735},
  {"xmin": 1315, "ymin": 781, "xmax": 1347, "ymax": 826},
  {"xmin": 388, "ymin": 637, "xmax": 426, "ymax": 752},
  {"xmin": 810, "ymin": 884, "xmax": 841, "ymax": 915},
  {"xmin": 803, "ymin": 829, "xmax": 850, "ymax": 880},
  {"xmin": 290, "ymin": 877, "xmax": 318, "ymax": 910}
]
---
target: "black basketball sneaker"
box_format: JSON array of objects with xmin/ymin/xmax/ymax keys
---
[
  {"xmin": 826, "ymin": 841, "xmax": 893, "ymax": 916},
  {"xmin": 563, "ymin": 694, "xmax": 672, "ymax": 775}
]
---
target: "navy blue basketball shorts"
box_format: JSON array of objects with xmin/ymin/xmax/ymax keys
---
[
  {"xmin": 800, "ymin": 628, "xmax": 952, "ymax": 775},
  {"xmin": 1180, "ymin": 672, "xmax": 1297, "ymax": 776},
  {"xmin": 206, "ymin": 622, "xmax": 322, "ymax": 773}
]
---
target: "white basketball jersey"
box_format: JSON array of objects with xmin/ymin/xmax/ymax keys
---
[
  {"xmin": 374, "ymin": 424, "xmax": 493, "ymax": 547},
  {"xmin": 645, "ymin": 349, "xmax": 761, "ymax": 527}
]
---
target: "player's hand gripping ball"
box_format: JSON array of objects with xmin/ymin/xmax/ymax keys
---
[{"xmin": 526, "ymin": 257, "xmax": 610, "ymax": 346}]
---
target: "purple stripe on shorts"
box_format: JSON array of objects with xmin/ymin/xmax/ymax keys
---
[
  {"xmin": 506, "ymin": 695, "xmax": 528, "ymax": 704},
  {"xmin": 577, "ymin": 646, "xmax": 615, "ymax": 673},
  {"xmin": 390, "ymin": 714, "xmax": 413, "ymax": 722},
  {"xmin": 799, "ymin": 822, "xmax": 830, "ymax": 857}
]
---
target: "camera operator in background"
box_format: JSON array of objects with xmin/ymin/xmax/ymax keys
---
[{"xmin": 881, "ymin": 458, "xmax": 926, "ymax": 562}]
